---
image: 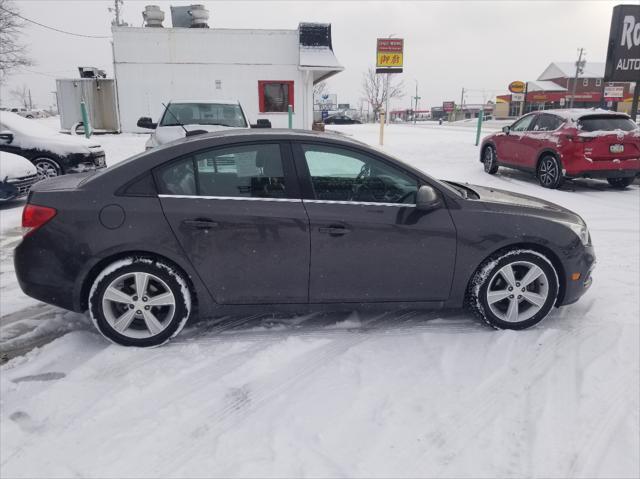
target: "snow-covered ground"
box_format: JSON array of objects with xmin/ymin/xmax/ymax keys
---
[{"xmin": 0, "ymin": 120, "xmax": 638, "ymax": 478}]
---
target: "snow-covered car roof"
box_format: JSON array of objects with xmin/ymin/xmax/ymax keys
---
[
  {"xmin": 167, "ymin": 99, "xmax": 241, "ymax": 105},
  {"xmin": 546, "ymin": 109, "xmax": 631, "ymax": 121},
  {"xmin": 0, "ymin": 111, "xmax": 103, "ymax": 155}
]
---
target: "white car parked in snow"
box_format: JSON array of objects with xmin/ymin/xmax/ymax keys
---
[
  {"xmin": 0, "ymin": 151, "xmax": 39, "ymax": 201},
  {"xmin": 137, "ymin": 100, "xmax": 252, "ymax": 150}
]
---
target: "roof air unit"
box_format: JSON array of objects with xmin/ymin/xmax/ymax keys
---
[{"xmin": 142, "ymin": 5, "xmax": 165, "ymax": 27}]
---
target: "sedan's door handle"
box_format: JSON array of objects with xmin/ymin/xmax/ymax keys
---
[
  {"xmin": 182, "ymin": 219, "xmax": 218, "ymax": 230},
  {"xmin": 318, "ymin": 225, "xmax": 351, "ymax": 236}
]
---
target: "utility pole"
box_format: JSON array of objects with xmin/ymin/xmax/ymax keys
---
[
  {"xmin": 459, "ymin": 87, "xmax": 465, "ymax": 121},
  {"xmin": 413, "ymin": 80, "xmax": 421, "ymax": 124},
  {"xmin": 28, "ymin": 89, "xmax": 33, "ymax": 110},
  {"xmin": 385, "ymin": 73, "xmax": 390, "ymax": 124},
  {"xmin": 109, "ymin": 0, "xmax": 124, "ymax": 26},
  {"xmin": 570, "ymin": 48, "xmax": 585, "ymax": 109}
]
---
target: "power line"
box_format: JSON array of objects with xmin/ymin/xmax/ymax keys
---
[{"xmin": 0, "ymin": 6, "xmax": 110, "ymax": 39}]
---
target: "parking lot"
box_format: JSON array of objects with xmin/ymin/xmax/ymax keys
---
[{"xmin": 0, "ymin": 120, "xmax": 638, "ymax": 477}]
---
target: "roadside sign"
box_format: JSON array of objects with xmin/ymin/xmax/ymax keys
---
[
  {"xmin": 604, "ymin": 85, "xmax": 624, "ymax": 99},
  {"xmin": 509, "ymin": 81, "xmax": 526, "ymax": 93},
  {"xmin": 559, "ymin": 97, "xmax": 566, "ymax": 107},
  {"xmin": 321, "ymin": 110, "xmax": 329, "ymax": 121},
  {"xmin": 604, "ymin": 4, "xmax": 640, "ymax": 82},
  {"xmin": 376, "ymin": 38, "xmax": 404, "ymax": 74},
  {"xmin": 442, "ymin": 101, "xmax": 455, "ymax": 112},
  {"xmin": 511, "ymin": 93, "xmax": 525, "ymax": 102}
]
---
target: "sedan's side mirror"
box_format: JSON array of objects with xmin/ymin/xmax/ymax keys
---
[
  {"xmin": 137, "ymin": 117, "xmax": 157, "ymax": 129},
  {"xmin": 502, "ymin": 125, "xmax": 510, "ymax": 134},
  {"xmin": 416, "ymin": 185, "xmax": 441, "ymax": 211},
  {"xmin": 0, "ymin": 130, "xmax": 14, "ymax": 144}
]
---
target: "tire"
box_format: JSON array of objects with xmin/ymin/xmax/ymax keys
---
[
  {"xmin": 536, "ymin": 155, "xmax": 563, "ymax": 189},
  {"xmin": 89, "ymin": 257, "xmax": 192, "ymax": 347},
  {"xmin": 607, "ymin": 177, "xmax": 634, "ymax": 189},
  {"xmin": 466, "ymin": 249, "xmax": 559, "ymax": 330},
  {"xmin": 483, "ymin": 145, "xmax": 498, "ymax": 174},
  {"xmin": 34, "ymin": 158, "xmax": 61, "ymax": 179}
]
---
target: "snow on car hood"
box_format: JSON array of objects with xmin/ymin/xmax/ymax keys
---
[
  {"xmin": 152, "ymin": 124, "xmax": 243, "ymax": 146},
  {"xmin": 0, "ymin": 112, "xmax": 102, "ymax": 156},
  {"xmin": 466, "ymin": 183, "xmax": 582, "ymax": 220},
  {"xmin": 0, "ymin": 151, "xmax": 37, "ymax": 179}
]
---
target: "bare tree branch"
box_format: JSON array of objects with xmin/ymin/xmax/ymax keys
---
[
  {"xmin": 361, "ymin": 66, "xmax": 404, "ymax": 119},
  {"xmin": 10, "ymin": 83, "xmax": 29, "ymax": 108},
  {"xmin": 313, "ymin": 81, "xmax": 328, "ymax": 98},
  {"xmin": 0, "ymin": 0, "xmax": 33, "ymax": 84}
]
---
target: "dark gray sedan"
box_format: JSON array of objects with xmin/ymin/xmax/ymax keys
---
[{"xmin": 15, "ymin": 130, "xmax": 595, "ymax": 346}]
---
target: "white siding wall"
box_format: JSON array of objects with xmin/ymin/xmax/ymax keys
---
[{"xmin": 112, "ymin": 27, "xmax": 314, "ymax": 132}]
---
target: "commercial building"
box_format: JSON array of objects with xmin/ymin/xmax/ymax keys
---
[
  {"xmin": 494, "ymin": 61, "xmax": 636, "ymax": 118},
  {"xmin": 110, "ymin": 6, "xmax": 343, "ymax": 132}
]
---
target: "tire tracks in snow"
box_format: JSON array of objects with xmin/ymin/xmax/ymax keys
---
[
  {"xmin": 163, "ymin": 310, "xmax": 422, "ymax": 476},
  {"xmin": 402, "ymin": 324, "xmax": 603, "ymax": 477}
]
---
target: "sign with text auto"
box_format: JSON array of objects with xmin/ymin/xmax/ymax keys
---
[
  {"xmin": 376, "ymin": 38, "xmax": 404, "ymax": 73},
  {"xmin": 604, "ymin": 4, "xmax": 640, "ymax": 81}
]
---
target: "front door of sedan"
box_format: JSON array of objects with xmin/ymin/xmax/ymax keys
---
[
  {"xmin": 293, "ymin": 142, "xmax": 457, "ymax": 303},
  {"xmin": 497, "ymin": 114, "xmax": 537, "ymax": 166},
  {"xmin": 155, "ymin": 142, "xmax": 310, "ymax": 304}
]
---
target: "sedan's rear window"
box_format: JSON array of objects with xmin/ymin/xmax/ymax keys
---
[{"xmin": 578, "ymin": 115, "xmax": 637, "ymax": 132}]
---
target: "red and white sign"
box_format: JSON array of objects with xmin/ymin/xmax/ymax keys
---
[{"xmin": 442, "ymin": 101, "xmax": 455, "ymax": 112}]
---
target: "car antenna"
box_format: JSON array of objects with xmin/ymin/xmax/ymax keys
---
[{"xmin": 161, "ymin": 102, "xmax": 190, "ymax": 136}]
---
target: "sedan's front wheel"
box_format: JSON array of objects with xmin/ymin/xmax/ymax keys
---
[
  {"xmin": 89, "ymin": 257, "xmax": 192, "ymax": 347},
  {"xmin": 467, "ymin": 249, "xmax": 559, "ymax": 330}
]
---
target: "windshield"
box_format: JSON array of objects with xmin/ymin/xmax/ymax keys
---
[
  {"xmin": 160, "ymin": 103, "xmax": 247, "ymax": 128},
  {"xmin": 578, "ymin": 115, "xmax": 637, "ymax": 132}
]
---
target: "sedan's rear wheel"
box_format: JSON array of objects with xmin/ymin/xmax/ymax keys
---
[
  {"xmin": 467, "ymin": 249, "xmax": 559, "ymax": 330},
  {"xmin": 483, "ymin": 145, "xmax": 498, "ymax": 174},
  {"xmin": 607, "ymin": 177, "xmax": 634, "ymax": 189},
  {"xmin": 536, "ymin": 155, "xmax": 563, "ymax": 189},
  {"xmin": 89, "ymin": 257, "xmax": 192, "ymax": 347}
]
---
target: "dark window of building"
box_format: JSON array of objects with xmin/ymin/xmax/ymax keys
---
[
  {"xmin": 583, "ymin": 78, "xmax": 589, "ymax": 87},
  {"xmin": 259, "ymin": 81, "xmax": 294, "ymax": 113},
  {"xmin": 596, "ymin": 78, "xmax": 602, "ymax": 87}
]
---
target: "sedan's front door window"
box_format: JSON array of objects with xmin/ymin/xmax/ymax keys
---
[
  {"xmin": 302, "ymin": 144, "xmax": 418, "ymax": 204},
  {"xmin": 157, "ymin": 143, "xmax": 287, "ymax": 199}
]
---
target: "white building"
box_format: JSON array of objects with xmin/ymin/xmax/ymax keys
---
[{"xmin": 112, "ymin": 21, "xmax": 343, "ymax": 132}]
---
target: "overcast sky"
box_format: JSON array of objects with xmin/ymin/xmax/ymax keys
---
[{"xmin": 1, "ymin": 0, "xmax": 623, "ymax": 110}]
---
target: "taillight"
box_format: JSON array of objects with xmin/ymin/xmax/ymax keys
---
[
  {"xmin": 22, "ymin": 204, "xmax": 57, "ymax": 237},
  {"xmin": 566, "ymin": 135, "xmax": 594, "ymax": 143}
]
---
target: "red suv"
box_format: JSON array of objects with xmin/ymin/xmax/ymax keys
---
[{"xmin": 480, "ymin": 109, "xmax": 640, "ymax": 189}]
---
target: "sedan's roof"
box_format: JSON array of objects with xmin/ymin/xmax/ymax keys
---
[{"xmin": 170, "ymin": 128, "xmax": 369, "ymax": 148}]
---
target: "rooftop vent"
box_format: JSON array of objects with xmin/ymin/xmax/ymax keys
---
[
  {"xmin": 170, "ymin": 4, "xmax": 209, "ymax": 28},
  {"xmin": 78, "ymin": 66, "xmax": 106, "ymax": 79},
  {"xmin": 142, "ymin": 5, "xmax": 165, "ymax": 27}
]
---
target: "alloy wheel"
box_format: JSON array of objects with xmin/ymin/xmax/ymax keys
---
[
  {"xmin": 483, "ymin": 147, "xmax": 494, "ymax": 172},
  {"xmin": 35, "ymin": 160, "xmax": 59, "ymax": 179},
  {"xmin": 485, "ymin": 261, "xmax": 550, "ymax": 323},
  {"xmin": 101, "ymin": 272, "xmax": 176, "ymax": 339},
  {"xmin": 538, "ymin": 158, "xmax": 558, "ymax": 187}
]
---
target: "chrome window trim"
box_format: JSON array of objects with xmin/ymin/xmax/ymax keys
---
[
  {"xmin": 304, "ymin": 199, "xmax": 416, "ymax": 208},
  {"xmin": 158, "ymin": 195, "xmax": 415, "ymax": 207},
  {"xmin": 158, "ymin": 194, "xmax": 301, "ymax": 203}
]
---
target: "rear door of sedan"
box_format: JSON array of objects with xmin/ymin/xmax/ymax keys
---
[
  {"xmin": 155, "ymin": 141, "xmax": 310, "ymax": 304},
  {"xmin": 291, "ymin": 141, "xmax": 457, "ymax": 303}
]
